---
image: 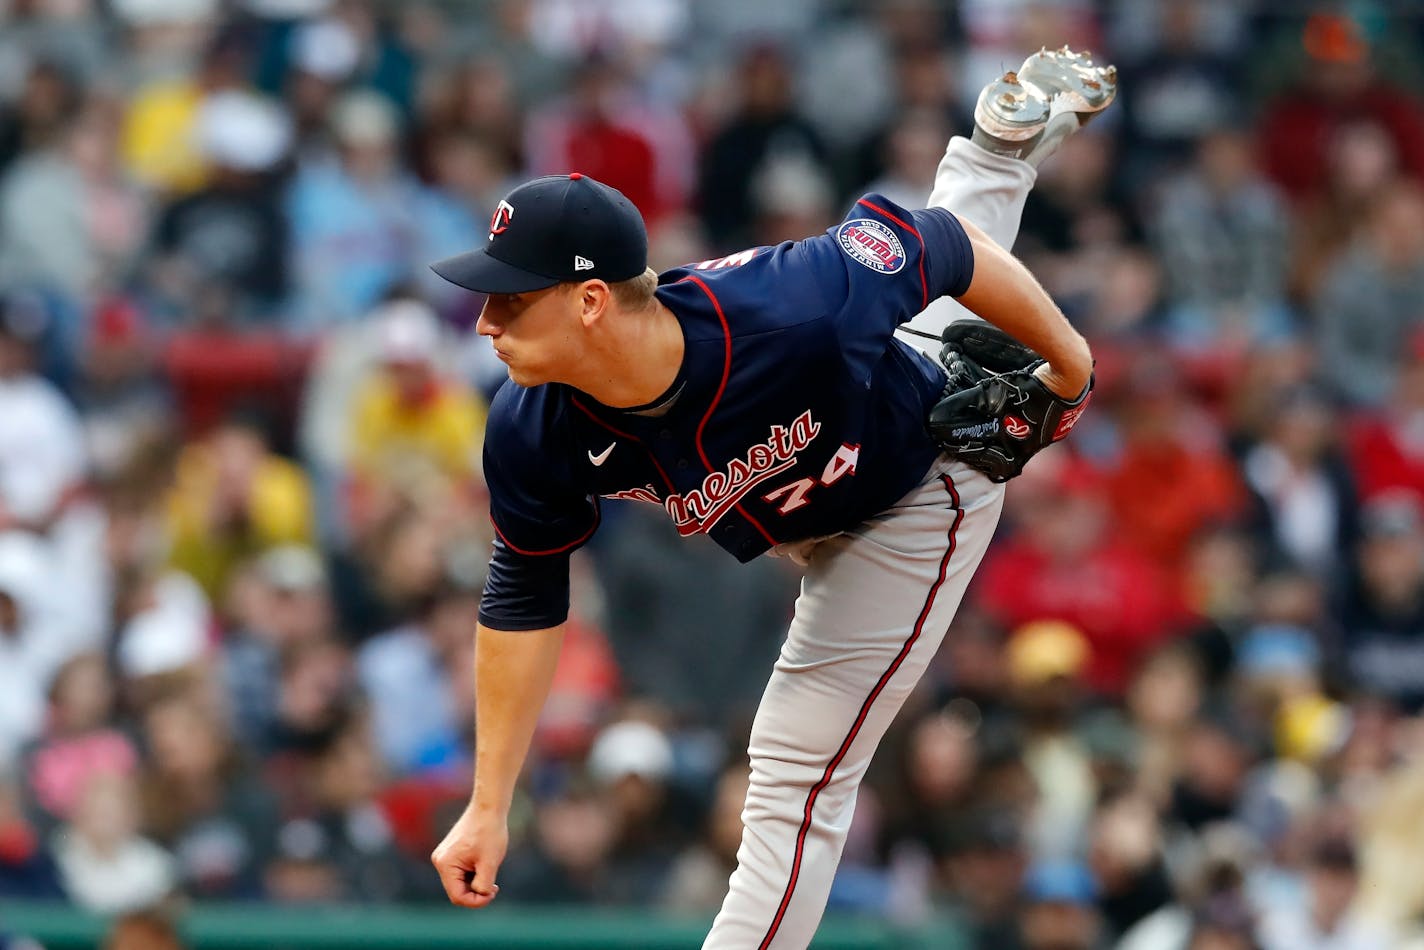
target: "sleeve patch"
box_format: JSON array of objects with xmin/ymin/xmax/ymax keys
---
[{"xmin": 835, "ymin": 219, "xmax": 906, "ymax": 274}]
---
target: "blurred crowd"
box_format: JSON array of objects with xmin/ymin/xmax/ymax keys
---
[{"xmin": 2, "ymin": 1, "xmax": 1424, "ymax": 949}]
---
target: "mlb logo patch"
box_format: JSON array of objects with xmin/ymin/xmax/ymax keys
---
[{"xmin": 836, "ymin": 219, "xmax": 906, "ymax": 274}]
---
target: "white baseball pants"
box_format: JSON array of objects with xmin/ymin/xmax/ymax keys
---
[{"xmin": 703, "ymin": 137, "xmax": 1036, "ymax": 949}]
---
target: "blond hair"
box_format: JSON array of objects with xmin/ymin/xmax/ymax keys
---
[{"xmin": 609, "ymin": 267, "xmax": 659, "ymax": 311}]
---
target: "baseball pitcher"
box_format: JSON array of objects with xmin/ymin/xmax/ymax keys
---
[{"xmin": 430, "ymin": 49, "xmax": 1115, "ymax": 949}]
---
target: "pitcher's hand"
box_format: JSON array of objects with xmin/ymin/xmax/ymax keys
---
[{"xmin": 432, "ymin": 805, "xmax": 507, "ymax": 908}]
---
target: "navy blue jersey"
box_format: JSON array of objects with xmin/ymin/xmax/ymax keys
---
[{"xmin": 480, "ymin": 194, "xmax": 974, "ymax": 629}]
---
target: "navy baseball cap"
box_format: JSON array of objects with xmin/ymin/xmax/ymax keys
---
[{"xmin": 430, "ymin": 173, "xmax": 648, "ymax": 294}]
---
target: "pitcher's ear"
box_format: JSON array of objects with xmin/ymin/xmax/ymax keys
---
[{"xmin": 577, "ymin": 280, "xmax": 612, "ymax": 328}]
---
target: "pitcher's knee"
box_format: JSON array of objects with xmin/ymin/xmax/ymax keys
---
[{"xmin": 742, "ymin": 752, "xmax": 861, "ymax": 833}]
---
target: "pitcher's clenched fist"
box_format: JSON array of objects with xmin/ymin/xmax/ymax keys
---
[{"xmin": 431, "ymin": 806, "xmax": 505, "ymax": 908}]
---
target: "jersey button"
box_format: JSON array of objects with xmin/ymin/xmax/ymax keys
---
[
  {"xmin": 676, "ymin": 459, "xmax": 689, "ymax": 470},
  {"xmin": 658, "ymin": 429, "xmax": 673, "ymax": 440}
]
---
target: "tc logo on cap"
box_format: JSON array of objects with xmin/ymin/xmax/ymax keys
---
[
  {"xmin": 430, "ymin": 174, "xmax": 648, "ymax": 294},
  {"xmin": 489, "ymin": 200, "xmax": 514, "ymax": 238}
]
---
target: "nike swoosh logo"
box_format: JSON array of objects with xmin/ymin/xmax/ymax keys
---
[{"xmin": 589, "ymin": 442, "xmax": 616, "ymax": 466}]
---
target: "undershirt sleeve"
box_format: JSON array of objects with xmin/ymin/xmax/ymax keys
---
[{"xmin": 477, "ymin": 537, "xmax": 572, "ymax": 631}]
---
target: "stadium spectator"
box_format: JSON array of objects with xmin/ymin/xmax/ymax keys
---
[
  {"xmin": 1240, "ymin": 383, "xmax": 1358, "ymax": 582},
  {"xmin": 1167, "ymin": 715, "xmax": 1256, "ymax": 834},
  {"xmin": 1101, "ymin": 355, "xmax": 1246, "ymax": 571},
  {"xmin": 848, "ymin": 35, "xmax": 957, "ymax": 194},
  {"xmin": 1315, "ymin": 182, "xmax": 1424, "ymax": 407},
  {"xmin": 660, "ymin": 761, "xmax": 748, "ymax": 913},
  {"xmin": 327, "ymin": 503, "xmax": 461, "ymax": 643},
  {"xmin": 976, "ymin": 461, "xmax": 1184, "ymax": 695},
  {"xmin": 164, "ymin": 409, "xmax": 315, "ymax": 599},
  {"xmin": 415, "ymin": 57, "xmax": 524, "ymax": 176},
  {"xmin": 696, "ymin": 42, "xmax": 829, "ymax": 251},
  {"xmin": 1125, "ymin": 646, "xmax": 1206, "ymax": 803},
  {"xmin": 357, "ymin": 582, "xmax": 476, "ymax": 776},
  {"xmin": 71, "ymin": 298, "xmax": 172, "ymax": 478},
  {"xmin": 861, "ymin": 108, "xmax": 955, "ymax": 215},
  {"xmin": 531, "ymin": 568, "xmax": 621, "ymax": 759},
  {"xmin": 222, "ymin": 544, "xmax": 338, "ymax": 749},
  {"xmin": 940, "ymin": 809, "xmax": 1029, "ymax": 950},
  {"xmin": 0, "ymin": 769, "xmax": 62, "ymax": 900},
  {"xmin": 877, "ymin": 710, "xmax": 980, "ymax": 865},
  {"xmin": 0, "ymin": 95, "xmax": 145, "ymax": 316},
  {"xmin": 146, "ymin": 91, "xmax": 293, "ymax": 323},
  {"xmin": 1149, "ymin": 123, "xmax": 1293, "ymax": 347},
  {"xmin": 51, "ymin": 770, "xmax": 177, "ymax": 914},
  {"xmin": 1018, "ymin": 860, "xmax": 1102, "ymax": 950},
  {"xmin": 1112, "ymin": 0, "xmax": 1244, "ymax": 185},
  {"xmin": 1004, "ymin": 621, "xmax": 1098, "ymax": 861},
  {"xmin": 581, "ymin": 717, "xmax": 683, "ymax": 905},
  {"xmin": 119, "ymin": 26, "xmax": 252, "ymax": 196},
  {"xmin": 498, "ymin": 777, "xmax": 620, "ymax": 904},
  {"xmin": 1348, "ymin": 334, "xmax": 1424, "ymax": 505},
  {"xmin": 589, "ymin": 504, "xmax": 797, "ymax": 722},
  {"xmin": 288, "ymin": 711, "xmax": 423, "ymax": 901},
  {"xmin": 1256, "ymin": 14, "xmax": 1424, "ymax": 207},
  {"xmin": 1336, "ymin": 493, "xmax": 1424, "ymax": 712},
  {"xmin": 103, "ymin": 911, "xmax": 187, "ymax": 950},
  {"xmin": 1288, "ymin": 119, "xmax": 1401, "ymax": 307},
  {"xmin": 1258, "ymin": 836, "xmax": 1388, "ymax": 950},
  {"xmin": 266, "ymin": 637, "xmax": 354, "ymax": 758},
  {"xmin": 138, "ymin": 692, "xmax": 278, "ymax": 899},
  {"xmin": 0, "ymin": 295, "xmax": 88, "ymax": 537},
  {"xmin": 0, "ymin": 58, "xmax": 84, "ymax": 177},
  {"xmin": 18, "ymin": 652, "xmax": 138, "ymax": 836},
  {"xmin": 285, "ymin": 90, "xmax": 433, "ymax": 328},
  {"xmin": 343, "ymin": 299, "xmax": 487, "ymax": 528},
  {"xmin": 1089, "ymin": 792, "xmax": 1174, "ymax": 942},
  {"xmin": 524, "ymin": 54, "xmax": 693, "ymax": 228},
  {"xmin": 0, "ymin": 533, "xmax": 86, "ymax": 770}
]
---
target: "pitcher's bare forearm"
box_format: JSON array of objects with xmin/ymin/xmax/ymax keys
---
[
  {"xmin": 954, "ymin": 217, "xmax": 1092, "ymax": 397},
  {"xmin": 471, "ymin": 621, "xmax": 565, "ymax": 815},
  {"xmin": 432, "ymin": 621, "xmax": 565, "ymax": 907}
]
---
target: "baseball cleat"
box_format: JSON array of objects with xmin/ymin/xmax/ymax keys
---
[
  {"xmin": 970, "ymin": 70, "xmax": 1052, "ymax": 161},
  {"xmin": 1017, "ymin": 45, "xmax": 1117, "ymax": 127},
  {"xmin": 977, "ymin": 45, "xmax": 1118, "ymax": 168}
]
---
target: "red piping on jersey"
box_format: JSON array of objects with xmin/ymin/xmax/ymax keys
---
[
  {"xmin": 570, "ymin": 396, "xmax": 677, "ymax": 494},
  {"xmin": 679, "ymin": 274, "xmax": 780, "ymax": 548},
  {"xmin": 489, "ymin": 501, "xmax": 600, "ymax": 557},
  {"xmin": 757, "ymin": 473, "xmax": 962, "ymax": 950},
  {"xmin": 856, "ymin": 197, "xmax": 928, "ymax": 311}
]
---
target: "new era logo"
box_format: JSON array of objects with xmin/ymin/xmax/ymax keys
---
[{"xmin": 574, "ymin": 255, "xmax": 595, "ymax": 271}]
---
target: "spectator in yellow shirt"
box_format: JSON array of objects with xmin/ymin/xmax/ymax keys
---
[
  {"xmin": 346, "ymin": 301, "xmax": 487, "ymax": 530},
  {"xmin": 121, "ymin": 31, "xmax": 253, "ymax": 195},
  {"xmin": 166, "ymin": 411, "xmax": 315, "ymax": 600}
]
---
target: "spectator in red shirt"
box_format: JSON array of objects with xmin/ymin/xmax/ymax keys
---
[
  {"xmin": 524, "ymin": 55, "xmax": 692, "ymax": 228},
  {"xmin": 1257, "ymin": 14, "xmax": 1424, "ymax": 207},
  {"xmin": 1349, "ymin": 332, "xmax": 1424, "ymax": 505},
  {"xmin": 975, "ymin": 460, "xmax": 1186, "ymax": 696},
  {"xmin": 1103, "ymin": 356, "xmax": 1247, "ymax": 571}
]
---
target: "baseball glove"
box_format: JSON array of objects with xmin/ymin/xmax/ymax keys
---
[{"xmin": 926, "ymin": 320, "xmax": 1092, "ymax": 482}]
